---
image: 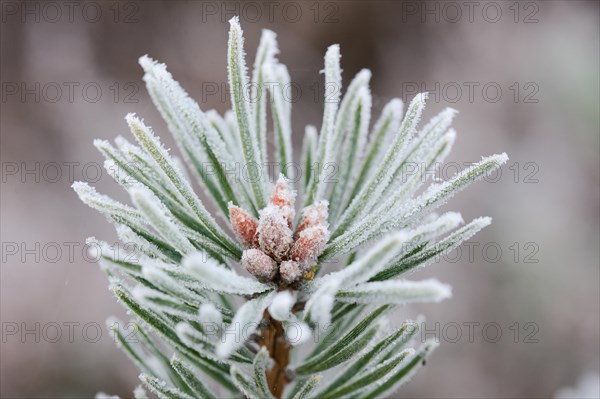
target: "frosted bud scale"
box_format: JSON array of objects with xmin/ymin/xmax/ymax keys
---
[
  {"xmin": 256, "ymin": 205, "xmax": 294, "ymax": 261},
  {"xmin": 242, "ymin": 248, "xmax": 278, "ymax": 281}
]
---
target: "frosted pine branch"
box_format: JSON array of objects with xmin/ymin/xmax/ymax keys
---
[{"xmin": 73, "ymin": 16, "xmax": 507, "ymax": 399}]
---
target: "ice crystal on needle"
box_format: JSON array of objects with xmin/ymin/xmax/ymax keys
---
[{"xmin": 75, "ymin": 16, "xmax": 507, "ymax": 399}]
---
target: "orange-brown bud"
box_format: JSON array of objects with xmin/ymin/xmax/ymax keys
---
[
  {"xmin": 229, "ymin": 203, "xmax": 258, "ymax": 247},
  {"xmin": 279, "ymin": 260, "xmax": 302, "ymax": 284},
  {"xmin": 290, "ymin": 225, "xmax": 329, "ymax": 269},
  {"xmin": 269, "ymin": 175, "xmax": 296, "ymax": 227},
  {"xmin": 242, "ymin": 249, "xmax": 277, "ymax": 281},
  {"xmin": 256, "ymin": 205, "xmax": 293, "ymax": 262},
  {"xmin": 295, "ymin": 200, "xmax": 329, "ymax": 238}
]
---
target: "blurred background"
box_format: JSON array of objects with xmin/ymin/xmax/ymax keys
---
[{"xmin": 1, "ymin": 1, "xmax": 599, "ymax": 398}]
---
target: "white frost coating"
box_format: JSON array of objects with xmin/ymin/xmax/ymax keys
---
[
  {"xmin": 175, "ymin": 323, "xmax": 233, "ymax": 364},
  {"xmin": 422, "ymin": 153, "xmax": 509, "ymax": 201},
  {"xmin": 172, "ymin": 156, "xmax": 191, "ymax": 184},
  {"xmin": 284, "ymin": 317, "xmax": 312, "ymax": 345},
  {"xmin": 274, "ymin": 63, "xmax": 292, "ymax": 118},
  {"xmin": 390, "ymin": 217, "xmax": 493, "ymax": 281},
  {"xmin": 367, "ymin": 98, "xmax": 404, "ymax": 164},
  {"xmin": 72, "ymin": 181, "xmax": 145, "ymax": 225},
  {"xmin": 130, "ymin": 185, "xmax": 195, "ymax": 255},
  {"xmin": 554, "ymin": 373, "xmax": 600, "ymax": 399},
  {"xmin": 389, "ymin": 153, "xmax": 509, "ymax": 226},
  {"xmin": 371, "ymin": 211, "xmax": 463, "ymax": 260},
  {"xmin": 410, "ymin": 217, "xmax": 492, "ymax": 272},
  {"xmin": 367, "ymin": 341, "xmax": 438, "ymax": 397},
  {"xmin": 117, "ymin": 225, "xmax": 168, "ymax": 262},
  {"xmin": 346, "ymin": 348, "xmax": 415, "ymax": 395},
  {"xmin": 350, "ymin": 85, "xmax": 372, "ymax": 170},
  {"xmin": 86, "ymin": 237, "xmax": 148, "ymax": 271},
  {"xmin": 140, "ymin": 57, "xmax": 214, "ymax": 170},
  {"xmin": 126, "ymin": 113, "xmax": 198, "ymax": 204},
  {"xmin": 325, "ymin": 153, "xmax": 507, "ymax": 259},
  {"xmin": 175, "ymin": 322, "xmax": 211, "ymax": 348},
  {"xmin": 304, "ymin": 279, "xmax": 340, "ymax": 329},
  {"xmin": 131, "ymin": 285, "xmax": 195, "ymax": 320},
  {"xmin": 224, "ymin": 109, "xmax": 243, "ymax": 151},
  {"xmin": 252, "ymin": 29, "xmax": 279, "ymax": 161},
  {"xmin": 71, "ymin": 19, "xmax": 511, "ymax": 396},
  {"xmin": 264, "ymin": 62, "xmax": 294, "ymax": 176},
  {"xmin": 301, "ymin": 125, "xmax": 318, "ymax": 190},
  {"xmin": 425, "ymin": 211, "xmax": 463, "ymax": 230},
  {"xmin": 337, "ymin": 279, "xmax": 452, "ymax": 305},
  {"xmin": 426, "ymin": 127, "xmax": 457, "ymax": 179},
  {"xmin": 268, "ymin": 290, "xmax": 295, "ymax": 321},
  {"xmin": 330, "ymin": 84, "xmax": 373, "ymax": 217},
  {"xmin": 369, "ymin": 106, "xmax": 457, "ymax": 206},
  {"xmin": 216, "ymin": 292, "xmax": 275, "ymax": 358},
  {"xmin": 141, "ymin": 264, "xmax": 200, "ymax": 304},
  {"xmin": 368, "ymin": 348, "xmax": 417, "ymax": 393},
  {"xmin": 141, "ymin": 263, "xmax": 175, "ymax": 285},
  {"xmin": 140, "ymin": 374, "xmax": 194, "ymax": 399},
  {"xmin": 183, "ymin": 252, "xmax": 272, "ymax": 295},
  {"xmin": 333, "ymin": 92, "xmax": 428, "ymax": 236},
  {"xmin": 408, "ymin": 211, "xmax": 464, "ymax": 242},
  {"xmin": 305, "ymin": 44, "xmax": 342, "ymax": 206},
  {"xmin": 95, "ymin": 393, "xmax": 120, "ymax": 399},
  {"xmin": 131, "ymin": 285, "xmax": 157, "ymax": 303},
  {"xmin": 228, "ymin": 17, "xmax": 266, "ymax": 208},
  {"xmin": 382, "ymin": 126, "xmax": 457, "ymax": 203},
  {"xmin": 206, "ymin": 109, "xmax": 240, "ymax": 157},
  {"xmin": 133, "ymin": 386, "xmax": 148, "ymax": 399},
  {"xmin": 348, "ymin": 98, "xmax": 405, "ymax": 202},
  {"xmin": 331, "ymin": 69, "xmax": 372, "ymax": 154},
  {"xmin": 318, "ymin": 231, "xmax": 408, "ymax": 289},
  {"xmin": 94, "ymin": 139, "xmax": 148, "ymax": 189},
  {"xmin": 104, "ymin": 154, "xmax": 157, "ymax": 190},
  {"xmin": 199, "ymin": 303, "xmax": 223, "ymax": 326},
  {"xmin": 126, "ymin": 113, "xmax": 235, "ymax": 250},
  {"xmin": 85, "ymin": 237, "xmax": 103, "ymax": 260},
  {"xmin": 114, "ymin": 135, "xmax": 146, "ymax": 161},
  {"xmin": 140, "ymin": 55, "xmax": 250, "ymax": 212},
  {"xmin": 411, "ymin": 107, "xmax": 458, "ymax": 160},
  {"xmin": 103, "ymin": 159, "xmax": 138, "ymax": 189}
]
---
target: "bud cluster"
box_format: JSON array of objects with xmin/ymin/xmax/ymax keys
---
[{"xmin": 229, "ymin": 176, "xmax": 329, "ymax": 285}]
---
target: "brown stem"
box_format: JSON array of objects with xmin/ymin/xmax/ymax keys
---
[{"xmin": 255, "ymin": 310, "xmax": 291, "ymax": 398}]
